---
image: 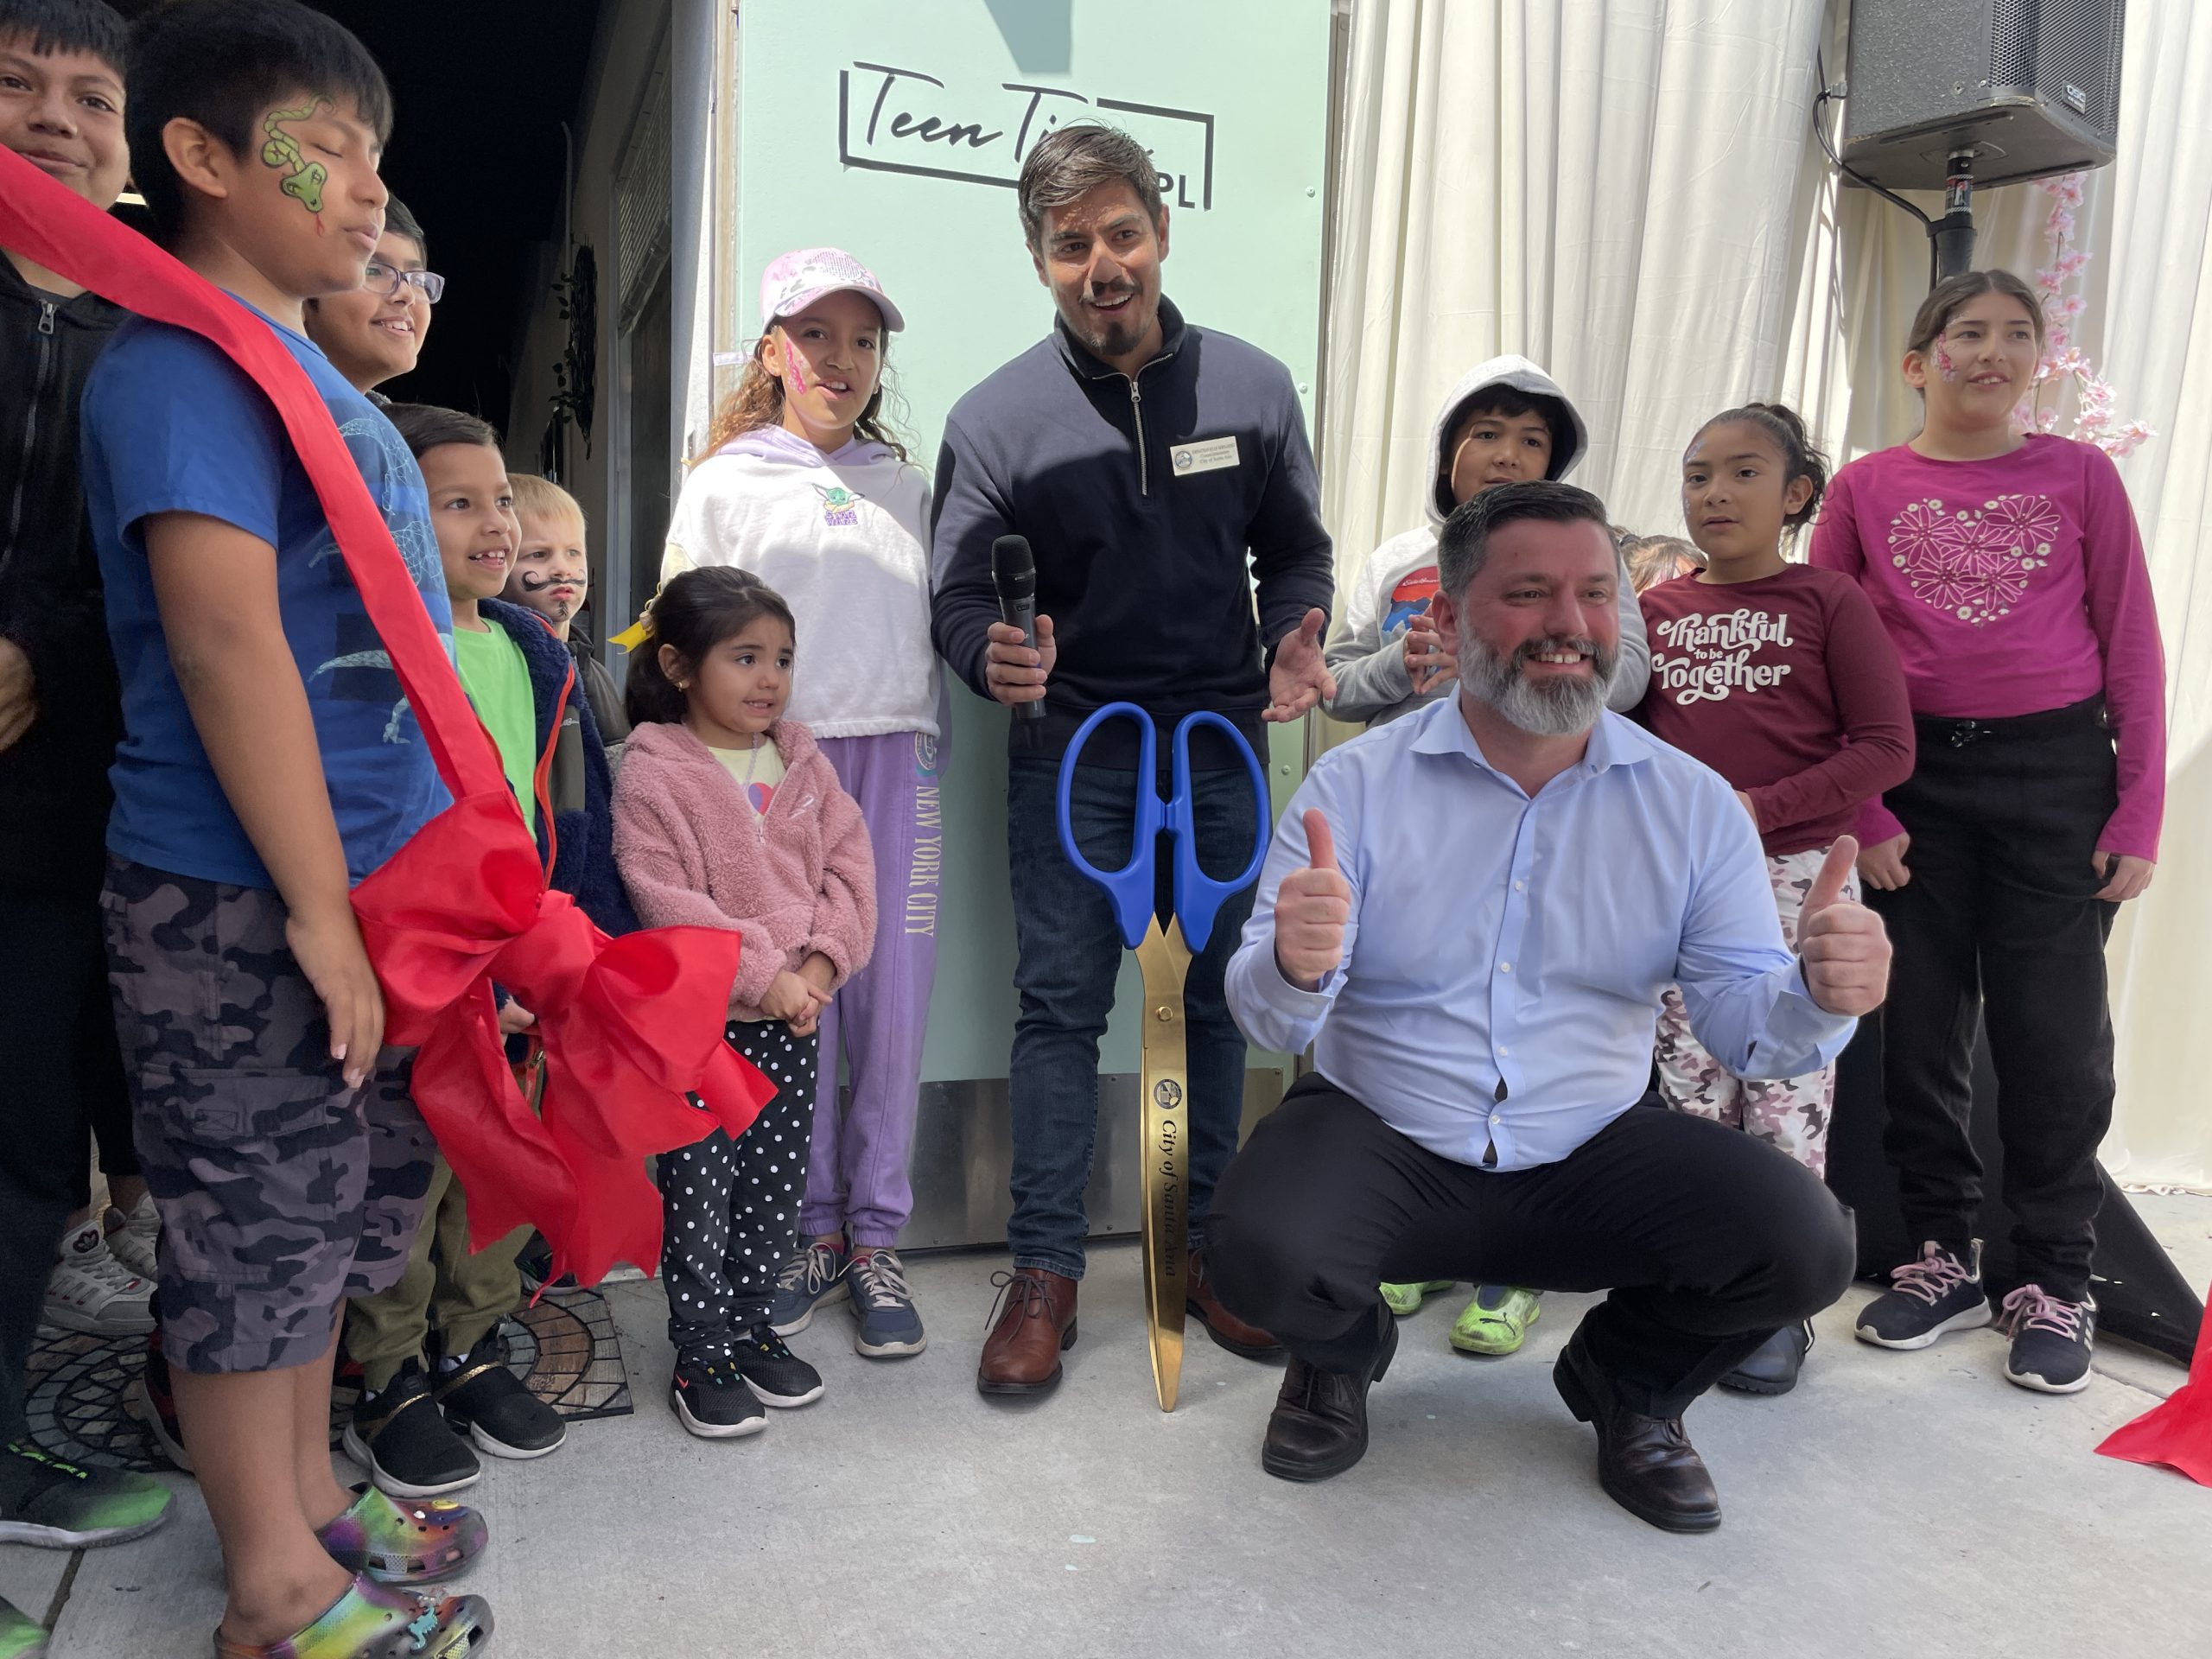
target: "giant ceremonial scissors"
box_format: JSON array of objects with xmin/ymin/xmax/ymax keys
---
[{"xmin": 1057, "ymin": 703, "xmax": 1271, "ymax": 1411}]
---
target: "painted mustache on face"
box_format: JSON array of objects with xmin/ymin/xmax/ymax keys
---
[{"xmin": 518, "ymin": 570, "xmax": 583, "ymax": 594}]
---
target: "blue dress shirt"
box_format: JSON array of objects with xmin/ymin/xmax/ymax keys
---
[{"xmin": 1226, "ymin": 697, "xmax": 1858, "ymax": 1171}]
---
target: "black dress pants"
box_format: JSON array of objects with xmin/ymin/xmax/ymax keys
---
[
  {"xmin": 1867, "ymin": 697, "xmax": 2119, "ymax": 1302},
  {"xmin": 1206, "ymin": 1073, "xmax": 1856, "ymax": 1420}
]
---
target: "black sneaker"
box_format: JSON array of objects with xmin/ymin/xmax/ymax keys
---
[
  {"xmin": 1854, "ymin": 1240, "xmax": 1994, "ymax": 1350},
  {"xmin": 435, "ymin": 1328, "xmax": 567, "ymax": 1459},
  {"xmin": 732, "ymin": 1322, "xmax": 825, "ymax": 1408},
  {"xmin": 343, "ymin": 1358, "xmax": 481, "ymax": 1497},
  {"xmin": 670, "ymin": 1351, "xmax": 767, "ymax": 1439},
  {"xmin": 1999, "ymin": 1286, "xmax": 2096, "ymax": 1394},
  {"xmin": 514, "ymin": 1231, "xmax": 576, "ymax": 1294}
]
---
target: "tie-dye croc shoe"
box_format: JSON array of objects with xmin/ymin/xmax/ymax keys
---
[
  {"xmin": 213, "ymin": 1577, "xmax": 493, "ymax": 1659},
  {"xmin": 318, "ymin": 1485, "xmax": 487, "ymax": 1585}
]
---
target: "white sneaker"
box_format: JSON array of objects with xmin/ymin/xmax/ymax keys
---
[
  {"xmin": 104, "ymin": 1193, "xmax": 160, "ymax": 1281},
  {"xmin": 43, "ymin": 1222, "xmax": 155, "ymax": 1337}
]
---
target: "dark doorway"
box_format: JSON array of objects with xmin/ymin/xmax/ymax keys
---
[{"xmin": 111, "ymin": 0, "xmax": 604, "ymax": 433}]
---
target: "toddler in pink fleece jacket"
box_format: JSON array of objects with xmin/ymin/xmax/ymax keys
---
[{"xmin": 612, "ymin": 566, "xmax": 875, "ymax": 1438}]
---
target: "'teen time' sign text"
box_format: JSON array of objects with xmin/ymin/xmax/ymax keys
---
[{"xmin": 837, "ymin": 61, "xmax": 1216, "ymax": 211}]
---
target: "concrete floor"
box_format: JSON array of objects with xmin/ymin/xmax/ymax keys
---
[{"xmin": 23, "ymin": 1194, "xmax": 2212, "ymax": 1659}]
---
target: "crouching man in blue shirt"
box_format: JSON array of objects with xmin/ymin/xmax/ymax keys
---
[{"xmin": 1207, "ymin": 480, "xmax": 1888, "ymax": 1533}]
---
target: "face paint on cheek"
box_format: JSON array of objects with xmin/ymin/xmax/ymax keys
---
[
  {"xmin": 785, "ymin": 352, "xmax": 809, "ymax": 397},
  {"xmin": 1932, "ymin": 337, "xmax": 1960, "ymax": 383},
  {"xmin": 260, "ymin": 99, "xmax": 332, "ymax": 214}
]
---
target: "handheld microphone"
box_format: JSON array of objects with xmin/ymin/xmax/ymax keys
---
[{"xmin": 991, "ymin": 533, "xmax": 1045, "ymax": 722}]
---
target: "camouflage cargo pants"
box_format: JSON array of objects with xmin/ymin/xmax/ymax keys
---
[
  {"xmin": 1653, "ymin": 844, "xmax": 1858, "ymax": 1177},
  {"xmin": 102, "ymin": 858, "xmax": 435, "ymax": 1374}
]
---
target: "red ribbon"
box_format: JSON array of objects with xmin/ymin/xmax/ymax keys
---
[
  {"xmin": 0, "ymin": 149, "xmax": 772, "ymax": 1287},
  {"xmin": 2096, "ymin": 1286, "xmax": 2212, "ymax": 1484}
]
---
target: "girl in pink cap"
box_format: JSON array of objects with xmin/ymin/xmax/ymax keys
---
[{"xmin": 659, "ymin": 247, "xmax": 942, "ymax": 1370}]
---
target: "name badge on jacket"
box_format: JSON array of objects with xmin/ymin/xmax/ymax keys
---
[{"xmin": 1171, "ymin": 435, "xmax": 1240, "ymax": 478}]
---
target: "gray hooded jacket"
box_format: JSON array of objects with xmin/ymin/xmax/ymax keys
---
[{"xmin": 1321, "ymin": 355, "xmax": 1650, "ymax": 726}]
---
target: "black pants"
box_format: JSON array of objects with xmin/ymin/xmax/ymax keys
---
[
  {"xmin": 1868, "ymin": 696, "xmax": 2120, "ymax": 1301},
  {"xmin": 1206, "ymin": 1074, "xmax": 1856, "ymax": 1419},
  {"xmin": 0, "ymin": 881, "xmax": 138, "ymax": 1436},
  {"xmin": 657, "ymin": 1020, "xmax": 817, "ymax": 1357}
]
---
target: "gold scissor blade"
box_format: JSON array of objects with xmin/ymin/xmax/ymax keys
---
[{"xmin": 1132, "ymin": 919, "xmax": 1193, "ymax": 1411}]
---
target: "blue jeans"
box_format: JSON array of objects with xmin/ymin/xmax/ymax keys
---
[{"xmin": 1005, "ymin": 758, "xmax": 1262, "ymax": 1280}]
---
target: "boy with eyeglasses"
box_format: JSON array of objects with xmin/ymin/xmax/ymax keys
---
[{"xmin": 302, "ymin": 192, "xmax": 441, "ymax": 401}]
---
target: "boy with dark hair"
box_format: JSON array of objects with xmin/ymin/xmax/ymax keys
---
[
  {"xmin": 0, "ymin": 4, "xmax": 174, "ymax": 1654},
  {"xmin": 1320, "ymin": 355, "xmax": 1654, "ymax": 1363},
  {"xmin": 343, "ymin": 404, "xmax": 630, "ymax": 1497},
  {"xmin": 78, "ymin": 3, "xmax": 493, "ymax": 1652}
]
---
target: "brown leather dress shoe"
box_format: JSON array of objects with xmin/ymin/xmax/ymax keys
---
[
  {"xmin": 1187, "ymin": 1249, "xmax": 1287, "ymax": 1361},
  {"xmin": 977, "ymin": 1268, "xmax": 1077, "ymax": 1397},
  {"xmin": 1553, "ymin": 1335, "xmax": 1722, "ymax": 1533}
]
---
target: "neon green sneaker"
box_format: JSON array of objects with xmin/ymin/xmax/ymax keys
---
[
  {"xmin": 0, "ymin": 1596, "xmax": 47, "ymax": 1659},
  {"xmin": 0, "ymin": 1440, "xmax": 172, "ymax": 1548},
  {"xmin": 1379, "ymin": 1281, "xmax": 1453, "ymax": 1318},
  {"xmin": 1449, "ymin": 1285, "xmax": 1541, "ymax": 1355}
]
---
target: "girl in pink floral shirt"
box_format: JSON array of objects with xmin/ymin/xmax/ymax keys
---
[{"xmin": 1811, "ymin": 270, "xmax": 2166, "ymax": 1396}]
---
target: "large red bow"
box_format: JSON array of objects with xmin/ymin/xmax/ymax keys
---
[{"xmin": 0, "ymin": 149, "xmax": 772, "ymax": 1287}]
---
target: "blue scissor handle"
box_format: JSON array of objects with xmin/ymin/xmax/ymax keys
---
[
  {"xmin": 1166, "ymin": 711, "xmax": 1270, "ymax": 953},
  {"xmin": 1056, "ymin": 702, "xmax": 1272, "ymax": 953},
  {"xmin": 1058, "ymin": 702, "xmax": 1162, "ymax": 950}
]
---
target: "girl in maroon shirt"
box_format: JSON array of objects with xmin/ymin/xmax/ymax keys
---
[
  {"xmin": 1814, "ymin": 271, "xmax": 2166, "ymax": 1396},
  {"xmin": 1637, "ymin": 403, "xmax": 1913, "ymax": 1394}
]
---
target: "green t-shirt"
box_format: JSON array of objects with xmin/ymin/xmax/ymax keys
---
[{"xmin": 454, "ymin": 623, "xmax": 538, "ymax": 835}]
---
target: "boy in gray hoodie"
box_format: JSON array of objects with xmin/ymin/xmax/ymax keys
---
[
  {"xmin": 1324, "ymin": 356, "xmax": 1649, "ymax": 726},
  {"xmin": 1320, "ymin": 356, "xmax": 1650, "ymax": 1358}
]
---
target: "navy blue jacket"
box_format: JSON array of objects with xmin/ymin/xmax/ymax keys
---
[
  {"xmin": 480, "ymin": 598, "xmax": 638, "ymax": 936},
  {"xmin": 930, "ymin": 296, "xmax": 1334, "ymax": 769}
]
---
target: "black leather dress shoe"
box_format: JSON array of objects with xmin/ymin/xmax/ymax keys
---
[
  {"xmin": 1260, "ymin": 1312, "xmax": 1398, "ymax": 1483},
  {"xmin": 1553, "ymin": 1337, "xmax": 1721, "ymax": 1533},
  {"xmin": 1718, "ymin": 1321, "xmax": 1812, "ymax": 1396}
]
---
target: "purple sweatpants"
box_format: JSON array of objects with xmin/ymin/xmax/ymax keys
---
[{"xmin": 800, "ymin": 727, "xmax": 944, "ymax": 1249}]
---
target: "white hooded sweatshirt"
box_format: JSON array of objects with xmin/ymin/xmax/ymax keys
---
[
  {"xmin": 661, "ymin": 427, "xmax": 939, "ymax": 739},
  {"xmin": 1321, "ymin": 356, "xmax": 1650, "ymax": 726}
]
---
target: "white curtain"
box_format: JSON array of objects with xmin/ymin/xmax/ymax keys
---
[{"xmin": 1320, "ymin": 0, "xmax": 2210, "ymax": 1189}]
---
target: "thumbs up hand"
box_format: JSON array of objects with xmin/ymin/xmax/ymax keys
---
[
  {"xmin": 1796, "ymin": 835, "xmax": 1891, "ymax": 1016},
  {"xmin": 1274, "ymin": 808, "xmax": 1353, "ymax": 992}
]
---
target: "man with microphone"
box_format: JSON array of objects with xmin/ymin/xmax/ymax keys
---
[
  {"xmin": 931, "ymin": 124, "xmax": 1335, "ymax": 1399},
  {"xmin": 1204, "ymin": 480, "xmax": 1887, "ymax": 1530}
]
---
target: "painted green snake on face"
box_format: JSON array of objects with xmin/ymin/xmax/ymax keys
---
[{"xmin": 261, "ymin": 98, "xmax": 331, "ymax": 213}]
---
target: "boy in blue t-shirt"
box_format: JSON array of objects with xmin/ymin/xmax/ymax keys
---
[{"xmin": 78, "ymin": 3, "xmax": 492, "ymax": 1653}]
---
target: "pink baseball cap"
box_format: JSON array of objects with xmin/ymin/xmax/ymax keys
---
[{"xmin": 759, "ymin": 247, "xmax": 906, "ymax": 334}]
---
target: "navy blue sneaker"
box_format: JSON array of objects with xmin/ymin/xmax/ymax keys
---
[
  {"xmin": 767, "ymin": 1242, "xmax": 850, "ymax": 1337},
  {"xmin": 848, "ymin": 1248, "xmax": 927, "ymax": 1358},
  {"xmin": 1855, "ymin": 1241, "xmax": 1993, "ymax": 1351},
  {"xmin": 1999, "ymin": 1286, "xmax": 2096, "ymax": 1394}
]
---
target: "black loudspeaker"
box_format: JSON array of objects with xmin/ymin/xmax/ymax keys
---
[
  {"xmin": 1827, "ymin": 1012, "xmax": 2203, "ymax": 1364},
  {"xmin": 1842, "ymin": 0, "xmax": 2126, "ymax": 190}
]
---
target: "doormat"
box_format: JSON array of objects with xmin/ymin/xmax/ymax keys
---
[{"xmin": 22, "ymin": 1284, "xmax": 632, "ymax": 1474}]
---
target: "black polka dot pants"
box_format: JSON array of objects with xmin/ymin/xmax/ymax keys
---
[{"xmin": 658, "ymin": 1019, "xmax": 818, "ymax": 1358}]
